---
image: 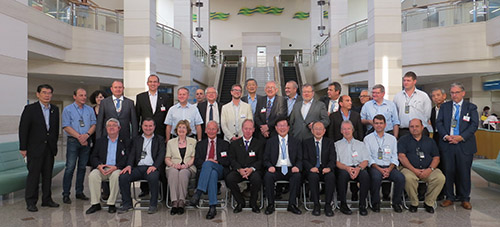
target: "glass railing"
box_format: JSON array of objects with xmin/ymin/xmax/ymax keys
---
[
  {"xmin": 156, "ymin": 23, "xmax": 181, "ymax": 49},
  {"xmin": 296, "ymin": 53, "xmax": 312, "ymax": 67},
  {"xmin": 28, "ymin": 0, "xmax": 123, "ymax": 34},
  {"xmin": 402, "ymin": 0, "xmax": 500, "ymax": 32},
  {"xmin": 312, "ymin": 36, "xmax": 330, "ymax": 63},
  {"xmin": 339, "ymin": 19, "xmax": 367, "ymax": 48},
  {"xmin": 192, "ymin": 38, "xmax": 209, "ymax": 65}
]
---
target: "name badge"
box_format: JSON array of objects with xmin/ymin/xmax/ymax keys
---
[
  {"xmin": 352, "ymin": 151, "xmax": 358, "ymax": 158},
  {"xmin": 240, "ymin": 114, "xmax": 246, "ymax": 118},
  {"xmin": 221, "ymin": 151, "xmax": 227, "ymax": 157},
  {"xmin": 419, "ymin": 151, "xmax": 425, "ymax": 159},
  {"xmin": 249, "ymin": 151, "xmax": 256, "ymax": 157},
  {"xmin": 377, "ymin": 148, "xmax": 383, "ymax": 160},
  {"xmin": 279, "ymin": 159, "xmax": 288, "ymax": 166},
  {"xmin": 79, "ymin": 120, "xmax": 85, "ymax": 127},
  {"xmin": 451, "ymin": 119, "xmax": 457, "ymax": 128},
  {"xmin": 161, "ymin": 106, "xmax": 166, "ymax": 112},
  {"xmin": 384, "ymin": 148, "xmax": 391, "ymax": 154},
  {"xmin": 463, "ymin": 114, "xmax": 470, "ymax": 122},
  {"xmin": 121, "ymin": 150, "xmax": 125, "ymax": 156},
  {"xmin": 260, "ymin": 107, "xmax": 266, "ymax": 113},
  {"xmin": 405, "ymin": 105, "xmax": 410, "ymax": 114},
  {"xmin": 141, "ymin": 151, "xmax": 147, "ymax": 159}
]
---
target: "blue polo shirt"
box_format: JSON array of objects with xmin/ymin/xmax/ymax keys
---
[{"xmin": 62, "ymin": 102, "xmax": 96, "ymax": 136}]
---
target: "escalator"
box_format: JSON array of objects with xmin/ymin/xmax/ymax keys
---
[
  {"xmin": 282, "ymin": 66, "xmax": 298, "ymax": 85},
  {"xmin": 218, "ymin": 66, "xmax": 238, "ymax": 105}
]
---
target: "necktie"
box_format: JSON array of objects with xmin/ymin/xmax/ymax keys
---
[
  {"xmin": 453, "ymin": 104, "xmax": 460, "ymax": 135},
  {"xmin": 281, "ymin": 138, "xmax": 288, "ymax": 175},
  {"xmin": 266, "ymin": 99, "xmax": 272, "ymax": 121},
  {"xmin": 244, "ymin": 140, "xmax": 249, "ymax": 151},
  {"xmin": 208, "ymin": 140, "xmax": 215, "ymax": 160},
  {"xmin": 209, "ymin": 104, "xmax": 214, "ymax": 121},
  {"xmin": 330, "ymin": 100, "xmax": 335, "ymax": 113},
  {"xmin": 315, "ymin": 141, "xmax": 320, "ymax": 168},
  {"xmin": 116, "ymin": 98, "xmax": 121, "ymax": 111}
]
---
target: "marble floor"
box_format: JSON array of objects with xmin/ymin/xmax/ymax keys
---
[{"xmin": 1, "ymin": 171, "xmax": 500, "ymax": 227}]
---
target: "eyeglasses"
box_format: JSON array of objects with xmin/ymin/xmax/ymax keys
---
[
  {"xmin": 231, "ymin": 89, "xmax": 242, "ymax": 92},
  {"xmin": 359, "ymin": 95, "xmax": 370, "ymax": 98}
]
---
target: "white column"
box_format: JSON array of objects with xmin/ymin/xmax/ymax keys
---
[
  {"xmin": 123, "ymin": 0, "xmax": 157, "ymax": 100},
  {"xmin": 310, "ymin": 0, "xmax": 322, "ymax": 48},
  {"xmin": 174, "ymin": 0, "xmax": 194, "ymax": 88},
  {"xmin": 367, "ymin": 0, "xmax": 402, "ymax": 99},
  {"xmin": 329, "ymin": 0, "xmax": 349, "ymax": 93}
]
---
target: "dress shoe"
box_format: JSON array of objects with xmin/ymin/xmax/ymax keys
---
[
  {"xmin": 440, "ymin": 200, "xmax": 454, "ymax": 207},
  {"xmin": 233, "ymin": 203, "xmax": 244, "ymax": 213},
  {"xmin": 424, "ymin": 203, "xmax": 435, "ymax": 213},
  {"xmin": 392, "ymin": 204, "xmax": 403, "ymax": 213},
  {"xmin": 108, "ymin": 205, "xmax": 117, "ymax": 213},
  {"xmin": 251, "ymin": 205, "xmax": 260, "ymax": 213},
  {"xmin": 206, "ymin": 206, "xmax": 217, "ymax": 220},
  {"xmin": 170, "ymin": 207, "xmax": 178, "ymax": 215},
  {"xmin": 265, "ymin": 204, "xmax": 275, "ymax": 215},
  {"xmin": 312, "ymin": 204, "xmax": 321, "ymax": 216},
  {"xmin": 461, "ymin": 201, "xmax": 472, "ymax": 210},
  {"xmin": 339, "ymin": 202, "xmax": 352, "ymax": 215},
  {"xmin": 85, "ymin": 204, "xmax": 101, "ymax": 214},
  {"xmin": 188, "ymin": 193, "xmax": 201, "ymax": 207},
  {"xmin": 409, "ymin": 205, "xmax": 418, "ymax": 213},
  {"xmin": 359, "ymin": 206, "xmax": 368, "ymax": 216},
  {"xmin": 27, "ymin": 204, "xmax": 38, "ymax": 212},
  {"xmin": 63, "ymin": 196, "xmax": 71, "ymax": 204},
  {"xmin": 76, "ymin": 193, "xmax": 89, "ymax": 201},
  {"xmin": 351, "ymin": 193, "xmax": 358, "ymax": 201},
  {"xmin": 148, "ymin": 206, "xmax": 157, "ymax": 214},
  {"xmin": 370, "ymin": 203, "xmax": 380, "ymax": 212},
  {"xmin": 287, "ymin": 205, "xmax": 302, "ymax": 215},
  {"xmin": 325, "ymin": 205, "xmax": 334, "ymax": 217},
  {"xmin": 41, "ymin": 200, "xmax": 60, "ymax": 208},
  {"xmin": 138, "ymin": 191, "xmax": 149, "ymax": 198},
  {"xmin": 117, "ymin": 205, "xmax": 132, "ymax": 214},
  {"xmin": 177, "ymin": 207, "xmax": 185, "ymax": 215}
]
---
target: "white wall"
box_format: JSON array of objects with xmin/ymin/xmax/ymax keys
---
[
  {"xmin": 157, "ymin": 0, "xmax": 174, "ymax": 26},
  {"xmin": 210, "ymin": 0, "xmax": 310, "ymax": 50},
  {"xmin": 348, "ymin": 0, "xmax": 367, "ymax": 25}
]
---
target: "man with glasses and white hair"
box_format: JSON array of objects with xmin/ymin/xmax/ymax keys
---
[{"xmin": 197, "ymin": 87, "xmax": 222, "ymax": 140}]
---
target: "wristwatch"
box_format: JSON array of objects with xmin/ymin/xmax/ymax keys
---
[
  {"xmin": 251, "ymin": 167, "xmax": 256, "ymax": 172},
  {"xmin": 430, "ymin": 167, "xmax": 435, "ymax": 171}
]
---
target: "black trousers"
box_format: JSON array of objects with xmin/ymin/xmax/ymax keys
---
[
  {"xmin": 119, "ymin": 166, "xmax": 160, "ymax": 207},
  {"xmin": 337, "ymin": 168, "xmax": 369, "ymax": 206},
  {"xmin": 26, "ymin": 147, "xmax": 55, "ymax": 206},
  {"xmin": 264, "ymin": 167, "xmax": 301, "ymax": 206},
  {"xmin": 307, "ymin": 171, "xmax": 335, "ymax": 206},
  {"xmin": 442, "ymin": 144, "xmax": 473, "ymax": 202},
  {"xmin": 226, "ymin": 170, "xmax": 262, "ymax": 207}
]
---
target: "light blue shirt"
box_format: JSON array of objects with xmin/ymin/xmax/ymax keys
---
[
  {"xmin": 360, "ymin": 99, "xmax": 400, "ymax": 132},
  {"xmin": 287, "ymin": 94, "xmax": 298, "ymax": 116},
  {"xmin": 164, "ymin": 103, "xmax": 204, "ymax": 135},
  {"xmin": 106, "ymin": 137, "xmax": 117, "ymax": 166},
  {"xmin": 40, "ymin": 102, "xmax": 51, "ymax": 130},
  {"xmin": 266, "ymin": 96, "xmax": 276, "ymax": 108},
  {"xmin": 247, "ymin": 94, "xmax": 258, "ymax": 114},
  {"xmin": 364, "ymin": 132, "xmax": 399, "ymax": 166},
  {"xmin": 138, "ymin": 134, "xmax": 154, "ymax": 166},
  {"xmin": 341, "ymin": 110, "xmax": 351, "ymax": 121},
  {"xmin": 62, "ymin": 102, "xmax": 96, "ymax": 136}
]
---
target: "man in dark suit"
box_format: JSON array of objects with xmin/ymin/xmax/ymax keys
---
[
  {"xmin": 263, "ymin": 118, "xmax": 302, "ymax": 215},
  {"xmin": 254, "ymin": 81, "xmax": 287, "ymax": 139},
  {"xmin": 197, "ymin": 87, "xmax": 222, "ymax": 139},
  {"xmin": 436, "ymin": 83, "xmax": 478, "ymax": 210},
  {"xmin": 319, "ymin": 82, "xmax": 341, "ymax": 115},
  {"xmin": 430, "ymin": 87, "xmax": 447, "ymax": 200},
  {"xmin": 86, "ymin": 118, "xmax": 129, "ymax": 214},
  {"xmin": 189, "ymin": 121, "xmax": 230, "ymax": 219},
  {"xmin": 329, "ymin": 95, "xmax": 364, "ymax": 142},
  {"xmin": 303, "ymin": 121, "xmax": 336, "ymax": 216},
  {"xmin": 118, "ymin": 118, "xmax": 166, "ymax": 214},
  {"xmin": 19, "ymin": 84, "xmax": 60, "ymax": 212},
  {"xmin": 241, "ymin": 78, "xmax": 263, "ymax": 115},
  {"xmin": 96, "ymin": 80, "xmax": 138, "ymax": 140},
  {"xmin": 226, "ymin": 119, "xmax": 265, "ymax": 213},
  {"xmin": 290, "ymin": 84, "xmax": 329, "ymax": 142},
  {"xmin": 135, "ymin": 74, "xmax": 169, "ymax": 197}
]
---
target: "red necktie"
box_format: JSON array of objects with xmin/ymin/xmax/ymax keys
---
[{"xmin": 208, "ymin": 140, "xmax": 215, "ymax": 159}]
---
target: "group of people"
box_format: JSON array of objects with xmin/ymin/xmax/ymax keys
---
[{"xmin": 18, "ymin": 71, "xmax": 479, "ymax": 220}]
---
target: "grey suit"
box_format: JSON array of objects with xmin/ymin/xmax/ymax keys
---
[
  {"xmin": 96, "ymin": 96, "xmax": 138, "ymax": 139},
  {"xmin": 290, "ymin": 99, "xmax": 329, "ymax": 141}
]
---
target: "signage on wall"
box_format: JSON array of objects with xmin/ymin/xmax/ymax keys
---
[
  {"xmin": 293, "ymin": 12, "xmax": 309, "ymax": 20},
  {"xmin": 483, "ymin": 80, "xmax": 500, "ymax": 91},
  {"xmin": 323, "ymin": 10, "xmax": 328, "ymax": 18},
  {"xmin": 210, "ymin": 12, "xmax": 230, "ymax": 20},
  {"xmin": 238, "ymin": 6, "xmax": 284, "ymax": 16}
]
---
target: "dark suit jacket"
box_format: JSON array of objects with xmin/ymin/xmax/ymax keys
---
[
  {"xmin": 436, "ymin": 100, "xmax": 478, "ymax": 155},
  {"xmin": 197, "ymin": 101, "xmax": 222, "ymax": 139},
  {"xmin": 126, "ymin": 134, "xmax": 166, "ymax": 169},
  {"xmin": 228, "ymin": 137, "xmax": 265, "ymax": 172},
  {"xmin": 328, "ymin": 110, "xmax": 364, "ymax": 142},
  {"xmin": 302, "ymin": 137, "xmax": 336, "ymax": 171},
  {"xmin": 136, "ymin": 92, "xmax": 169, "ymax": 138},
  {"xmin": 319, "ymin": 96, "xmax": 331, "ymax": 112},
  {"xmin": 289, "ymin": 99, "xmax": 329, "ymax": 141},
  {"xmin": 430, "ymin": 107, "xmax": 440, "ymax": 146},
  {"xmin": 194, "ymin": 138, "xmax": 231, "ymax": 176},
  {"xmin": 264, "ymin": 134, "xmax": 302, "ymax": 171},
  {"xmin": 19, "ymin": 102, "xmax": 59, "ymax": 157},
  {"xmin": 90, "ymin": 136, "xmax": 129, "ymax": 169},
  {"xmin": 96, "ymin": 96, "xmax": 138, "ymax": 140},
  {"xmin": 254, "ymin": 95, "xmax": 287, "ymax": 137}
]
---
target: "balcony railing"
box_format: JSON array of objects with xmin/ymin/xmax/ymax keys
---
[
  {"xmin": 192, "ymin": 38, "xmax": 208, "ymax": 65},
  {"xmin": 312, "ymin": 36, "xmax": 330, "ymax": 63},
  {"xmin": 156, "ymin": 23, "xmax": 181, "ymax": 49},
  {"xmin": 339, "ymin": 19, "xmax": 367, "ymax": 48},
  {"xmin": 28, "ymin": 0, "xmax": 124, "ymax": 34}
]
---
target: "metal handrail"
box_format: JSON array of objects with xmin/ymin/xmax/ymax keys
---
[{"xmin": 192, "ymin": 38, "xmax": 209, "ymax": 65}]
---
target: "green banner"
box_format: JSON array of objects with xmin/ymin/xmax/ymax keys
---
[
  {"xmin": 323, "ymin": 10, "xmax": 328, "ymax": 19},
  {"xmin": 193, "ymin": 14, "xmax": 197, "ymax": 22},
  {"xmin": 238, "ymin": 6, "xmax": 284, "ymax": 16},
  {"xmin": 293, "ymin": 11, "xmax": 309, "ymax": 20},
  {"xmin": 210, "ymin": 12, "xmax": 230, "ymax": 20}
]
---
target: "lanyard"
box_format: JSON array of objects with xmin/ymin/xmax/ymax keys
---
[
  {"xmin": 375, "ymin": 134, "xmax": 385, "ymax": 150},
  {"xmin": 73, "ymin": 103, "xmax": 85, "ymax": 120}
]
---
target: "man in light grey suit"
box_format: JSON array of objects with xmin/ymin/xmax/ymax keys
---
[
  {"xmin": 290, "ymin": 84, "xmax": 329, "ymax": 141},
  {"xmin": 96, "ymin": 80, "xmax": 138, "ymax": 139}
]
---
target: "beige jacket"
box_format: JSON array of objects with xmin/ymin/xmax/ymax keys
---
[{"xmin": 165, "ymin": 137, "xmax": 197, "ymax": 173}]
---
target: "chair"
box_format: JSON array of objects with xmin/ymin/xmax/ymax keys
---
[
  {"xmin": 302, "ymin": 180, "xmax": 337, "ymax": 211},
  {"xmin": 270, "ymin": 180, "xmax": 299, "ymax": 211},
  {"xmin": 230, "ymin": 180, "xmax": 265, "ymax": 210},
  {"xmin": 196, "ymin": 180, "xmax": 229, "ymax": 209},
  {"xmin": 131, "ymin": 180, "xmax": 163, "ymax": 210}
]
